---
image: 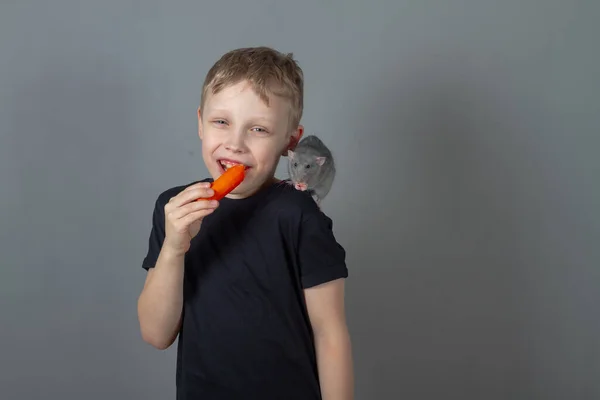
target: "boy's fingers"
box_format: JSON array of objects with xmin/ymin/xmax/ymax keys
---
[
  {"xmin": 184, "ymin": 188, "xmax": 214, "ymax": 204},
  {"xmin": 168, "ymin": 187, "xmax": 215, "ymax": 208},
  {"xmin": 179, "ymin": 208, "xmax": 216, "ymax": 227},
  {"xmin": 168, "ymin": 199, "xmax": 218, "ymax": 220},
  {"xmin": 169, "ymin": 182, "xmax": 211, "ymax": 203},
  {"xmin": 183, "ymin": 181, "xmax": 212, "ymax": 192}
]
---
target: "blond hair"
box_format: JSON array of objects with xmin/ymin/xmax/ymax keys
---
[{"xmin": 200, "ymin": 46, "xmax": 304, "ymax": 130}]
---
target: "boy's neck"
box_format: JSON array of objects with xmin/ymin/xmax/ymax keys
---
[{"xmin": 224, "ymin": 175, "xmax": 279, "ymax": 200}]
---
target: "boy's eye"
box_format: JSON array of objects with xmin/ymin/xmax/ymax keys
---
[{"xmin": 252, "ymin": 127, "xmax": 268, "ymax": 134}]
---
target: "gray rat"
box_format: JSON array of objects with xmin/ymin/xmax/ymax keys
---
[{"xmin": 287, "ymin": 134, "xmax": 336, "ymax": 205}]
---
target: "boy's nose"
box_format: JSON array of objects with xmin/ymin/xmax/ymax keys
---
[
  {"xmin": 225, "ymin": 142, "xmax": 243, "ymax": 153},
  {"xmin": 224, "ymin": 131, "xmax": 247, "ymax": 153}
]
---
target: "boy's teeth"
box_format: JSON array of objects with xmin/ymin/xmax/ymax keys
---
[{"xmin": 221, "ymin": 161, "xmax": 240, "ymax": 170}]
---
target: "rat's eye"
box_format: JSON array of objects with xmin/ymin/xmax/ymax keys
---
[
  {"xmin": 305, "ymin": 164, "xmax": 310, "ymax": 169},
  {"xmin": 293, "ymin": 162, "xmax": 298, "ymax": 167}
]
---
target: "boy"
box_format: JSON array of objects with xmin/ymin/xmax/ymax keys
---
[{"xmin": 137, "ymin": 47, "xmax": 353, "ymax": 400}]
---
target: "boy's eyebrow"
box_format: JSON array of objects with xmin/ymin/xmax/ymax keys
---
[
  {"xmin": 204, "ymin": 108, "xmax": 230, "ymax": 115},
  {"xmin": 251, "ymin": 116, "xmax": 276, "ymax": 124},
  {"xmin": 206, "ymin": 109, "xmax": 276, "ymax": 124}
]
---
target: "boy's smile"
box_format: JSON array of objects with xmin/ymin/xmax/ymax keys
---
[
  {"xmin": 198, "ymin": 80, "xmax": 302, "ymax": 199},
  {"xmin": 217, "ymin": 158, "xmax": 249, "ymax": 174}
]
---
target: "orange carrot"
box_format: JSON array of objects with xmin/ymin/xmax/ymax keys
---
[{"xmin": 205, "ymin": 164, "xmax": 246, "ymax": 201}]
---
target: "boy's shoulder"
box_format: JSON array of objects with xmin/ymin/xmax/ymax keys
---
[
  {"xmin": 267, "ymin": 180, "xmax": 331, "ymax": 219},
  {"xmin": 264, "ymin": 182, "xmax": 340, "ymax": 245},
  {"xmin": 151, "ymin": 178, "xmax": 330, "ymax": 225}
]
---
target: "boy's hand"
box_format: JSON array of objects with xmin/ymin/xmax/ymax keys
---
[{"xmin": 163, "ymin": 182, "xmax": 218, "ymax": 255}]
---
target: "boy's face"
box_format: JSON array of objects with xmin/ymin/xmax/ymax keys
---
[{"xmin": 198, "ymin": 80, "xmax": 303, "ymax": 199}]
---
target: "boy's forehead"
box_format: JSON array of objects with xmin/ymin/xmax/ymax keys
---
[
  {"xmin": 207, "ymin": 81, "xmax": 271, "ymax": 104},
  {"xmin": 204, "ymin": 83, "xmax": 291, "ymax": 120}
]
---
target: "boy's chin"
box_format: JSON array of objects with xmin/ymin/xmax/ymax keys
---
[
  {"xmin": 225, "ymin": 184, "xmax": 257, "ymax": 199},
  {"xmin": 233, "ymin": 177, "xmax": 276, "ymax": 197}
]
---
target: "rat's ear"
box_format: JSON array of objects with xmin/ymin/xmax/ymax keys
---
[
  {"xmin": 287, "ymin": 150, "xmax": 295, "ymax": 159},
  {"xmin": 315, "ymin": 156, "xmax": 326, "ymax": 166}
]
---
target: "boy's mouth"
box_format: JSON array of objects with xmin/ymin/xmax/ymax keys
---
[{"xmin": 217, "ymin": 159, "xmax": 248, "ymax": 173}]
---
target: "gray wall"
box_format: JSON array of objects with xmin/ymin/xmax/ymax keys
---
[{"xmin": 1, "ymin": 1, "xmax": 599, "ymax": 399}]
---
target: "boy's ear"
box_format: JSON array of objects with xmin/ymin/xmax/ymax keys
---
[
  {"xmin": 283, "ymin": 124, "xmax": 304, "ymax": 155},
  {"xmin": 197, "ymin": 107, "xmax": 204, "ymax": 140}
]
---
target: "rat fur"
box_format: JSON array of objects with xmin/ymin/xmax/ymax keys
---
[{"xmin": 287, "ymin": 134, "xmax": 336, "ymax": 205}]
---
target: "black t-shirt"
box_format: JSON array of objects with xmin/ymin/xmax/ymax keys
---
[{"xmin": 141, "ymin": 179, "xmax": 348, "ymax": 400}]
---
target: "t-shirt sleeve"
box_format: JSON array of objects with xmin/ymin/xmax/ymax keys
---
[
  {"xmin": 297, "ymin": 209, "xmax": 348, "ymax": 288},
  {"xmin": 141, "ymin": 194, "xmax": 166, "ymax": 270}
]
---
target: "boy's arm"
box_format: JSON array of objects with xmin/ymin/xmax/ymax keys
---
[
  {"xmin": 137, "ymin": 182, "xmax": 218, "ymax": 350},
  {"xmin": 137, "ymin": 245, "xmax": 185, "ymax": 350},
  {"xmin": 305, "ymin": 278, "xmax": 354, "ymax": 400}
]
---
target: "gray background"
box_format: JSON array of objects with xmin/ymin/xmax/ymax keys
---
[{"xmin": 1, "ymin": 1, "xmax": 599, "ymax": 399}]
